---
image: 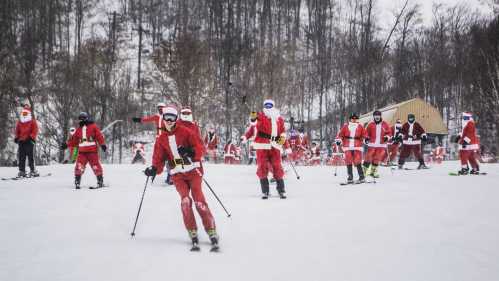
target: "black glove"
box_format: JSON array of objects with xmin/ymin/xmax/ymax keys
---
[
  {"xmin": 335, "ymin": 140, "xmax": 341, "ymax": 146},
  {"xmin": 454, "ymin": 135, "xmax": 461, "ymax": 143},
  {"xmin": 364, "ymin": 138, "xmax": 370, "ymax": 145},
  {"xmin": 462, "ymin": 140, "xmax": 469, "ymax": 149},
  {"xmin": 14, "ymin": 138, "xmax": 19, "ymax": 144},
  {"xmin": 144, "ymin": 166, "xmax": 157, "ymax": 177},
  {"xmin": 29, "ymin": 137, "xmax": 35, "ymax": 143},
  {"xmin": 132, "ymin": 117, "xmax": 141, "ymax": 123},
  {"xmin": 178, "ymin": 146, "xmax": 195, "ymax": 158},
  {"xmin": 60, "ymin": 143, "xmax": 68, "ymax": 150},
  {"xmin": 383, "ymin": 135, "xmax": 390, "ymax": 142},
  {"xmin": 421, "ymin": 134, "xmax": 428, "ymax": 141},
  {"xmin": 101, "ymin": 144, "xmax": 107, "ymax": 152}
]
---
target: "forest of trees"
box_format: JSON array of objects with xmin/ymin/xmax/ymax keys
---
[{"xmin": 0, "ymin": 0, "xmax": 498, "ymax": 165}]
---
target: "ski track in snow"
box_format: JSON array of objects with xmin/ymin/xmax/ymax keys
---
[{"xmin": 1, "ymin": 161, "xmax": 499, "ymax": 281}]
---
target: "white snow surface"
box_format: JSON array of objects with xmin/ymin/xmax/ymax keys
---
[{"xmin": 1, "ymin": 161, "xmax": 499, "ymax": 281}]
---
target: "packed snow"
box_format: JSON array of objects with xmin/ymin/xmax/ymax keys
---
[{"xmin": 1, "ymin": 161, "xmax": 499, "ymax": 281}]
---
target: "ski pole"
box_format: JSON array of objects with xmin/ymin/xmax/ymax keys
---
[
  {"xmin": 130, "ymin": 176, "xmax": 150, "ymax": 237},
  {"xmin": 203, "ymin": 178, "xmax": 231, "ymax": 218},
  {"xmin": 289, "ymin": 160, "xmax": 301, "ymax": 179},
  {"xmin": 334, "ymin": 164, "xmax": 338, "ymax": 176}
]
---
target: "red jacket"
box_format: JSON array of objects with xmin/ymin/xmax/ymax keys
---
[
  {"xmin": 67, "ymin": 122, "xmax": 105, "ymax": 153},
  {"xmin": 204, "ymin": 132, "xmax": 219, "ymax": 150},
  {"xmin": 152, "ymin": 124, "xmax": 205, "ymax": 175},
  {"xmin": 178, "ymin": 120, "xmax": 203, "ymax": 147},
  {"xmin": 252, "ymin": 111, "xmax": 286, "ymax": 150},
  {"xmin": 400, "ymin": 122, "xmax": 426, "ymax": 145},
  {"xmin": 459, "ymin": 120, "xmax": 479, "ymax": 150},
  {"xmin": 336, "ymin": 122, "xmax": 365, "ymax": 151},
  {"xmin": 224, "ymin": 143, "xmax": 238, "ymax": 158},
  {"xmin": 15, "ymin": 119, "xmax": 39, "ymax": 142},
  {"xmin": 141, "ymin": 114, "xmax": 165, "ymax": 136},
  {"xmin": 364, "ymin": 121, "xmax": 392, "ymax": 148}
]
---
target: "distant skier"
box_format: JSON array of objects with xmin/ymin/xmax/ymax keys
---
[
  {"xmin": 363, "ymin": 110, "xmax": 392, "ymax": 178},
  {"xmin": 61, "ymin": 112, "xmax": 107, "ymax": 189},
  {"xmin": 308, "ymin": 142, "xmax": 321, "ymax": 166},
  {"xmin": 131, "ymin": 142, "xmax": 146, "ymax": 164},
  {"xmin": 431, "ymin": 143, "xmax": 445, "ymax": 164},
  {"xmin": 143, "ymin": 105, "xmax": 218, "ymax": 250},
  {"xmin": 398, "ymin": 114, "xmax": 428, "ymax": 169},
  {"xmin": 250, "ymin": 99, "xmax": 287, "ymax": 199},
  {"xmin": 455, "ymin": 112, "xmax": 480, "ymax": 174},
  {"xmin": 240, "ymin": 112, "xmax": 258, "ymax": 165},
  {"xmin": 387, "ymin": 119, "xmax": 403, "ymax": 165},
  {"xmin": 14, "ymin": 104, "xmax": 39, "ymax": 177},
  {"xmin": 204, "ymin": 126, "xmax": 219, "ymax": 163},
  {"xmin": 132, "ymin": 102, "xmax": 167, "ymax": 137},
  {"xmin": 335, "ymin": 113, "xmax": 366, "ymax": 184},
  {"xmin": 223, "ymin": 140, "xmax": 238, "ymax": 164}
]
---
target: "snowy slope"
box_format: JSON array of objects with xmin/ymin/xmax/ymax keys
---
[{"xmin": 1, "ymin": 161, "xmax": 499, "ymax": 281}]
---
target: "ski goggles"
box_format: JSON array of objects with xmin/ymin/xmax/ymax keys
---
[
  {"xmin": 163, "ymin": 113, "xmax": 177, "ymax": 122},
  {"xmin": 463, "ymin": 116, "xmax": 471, "ymax": 121},
  {"xmin": 21, "ymin": 111, "xmax": 29, "ymax": 116},
  {"xmin": 264, "ymin": 103, "xmax": 274, "ymax": 109}
]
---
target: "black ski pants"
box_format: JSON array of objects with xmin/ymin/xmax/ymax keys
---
[{"xmin": 18, "ymin": 140, "xmax": 35, "ymax": 172}]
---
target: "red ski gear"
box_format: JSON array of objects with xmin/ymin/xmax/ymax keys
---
[{"xmin": 67, "ymin": 122, "xmax": 105, "ymax": 153}]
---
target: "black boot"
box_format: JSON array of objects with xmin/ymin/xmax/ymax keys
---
[
  {"xmin": 398, "ymin": 159, "xmax": 405, "ymax": 169},
  {"xmin": 356, "ymin": 164, "xmax": 365, "ymax": 183},
  {"xmin": 417, "ymin": 159, "xmax": 428, "ymax": 169},
  {"xmin": 276, "ymin": 179, "xmax": 286, "ymax": 199},
  {"xmin": 260, "ymin": 178, "xmax": 270, "ymax": 199},
  {"xmin": 97, "ymin": 175, "xmax": 104, "ymax": 188},
  {"xmin": 75, "ymin": 175, "xmax": 81, "ymax": 189},
  {"xmin": 347, "ymin": 165, "xmax": 354, "ymax": 183},
  {"xmin": 458, "ymin": 167, "xmax": 469, "ymax": 175}
]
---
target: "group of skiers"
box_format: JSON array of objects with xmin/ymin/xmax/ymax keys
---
[{"xmin": 11, "ymin": 98, "xmax": 482, "ymax": 250}]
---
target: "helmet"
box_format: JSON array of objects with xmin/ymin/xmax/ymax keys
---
[
  {"xmin": 263, "ymin": 99, "xmax": 274, "ymax": 109},
  {"xmin": 162, "ymin": 106, "xmax": 178, "ymax": 122},
  {"xmin": 349, "ymin": 113, "xmax": 359, "ymax": 120},
  {"xmin": 408, "ymin": 113, "xmax": 415, "ymax": 123},
  {"xmin": 373, "ymin": 110, "xmax": 382, "ymax": 123},
  {"xmin": 78, "ymin": 112, "xmax": 89, "ymax": 121}
]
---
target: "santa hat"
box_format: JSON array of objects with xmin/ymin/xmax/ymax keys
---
[
  {"xmin": 180, "ymin": 107, "xmax": 192, "ymax": 114},
  {"xmin": 157, "ymin": 102, "xmax": 166, "ymax": 108}
]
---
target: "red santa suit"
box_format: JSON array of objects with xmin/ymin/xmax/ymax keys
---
[
  {"xmin": 223, "ymin": 142, "xmax": 238, "ymax": 164},
  {"xmin": 131, "ymin": 142, "xmax": 146, "ymax": 164},
  {"xmin": 67, "ymin": 120, "xmax": 106, "ymax": 177},
  {"xmin": 141, "ymin": 113, "xmax": 166, "ymax": 137},
  {"xmin": 204, "ymin": 130, "xmax": 219, "ymax": 163},
  {"xmin": 15, "ymin": 106, "xmax": 39, "ymax": 173},
  {"xmin": 328, "ymin": 142, "xmax": 345, "ymax": 166},
  {"xmin": 309, "ymin": 144, "xmax": 321, "ymax": 165},
  {"xmin": 364, "ymin": 120, "xmax": 392, "ymax": 165},
  {"xmin": 432, "ymin": 146, "xmax": 445, "ymax": 164},
  {"xmin": 152, "ymin": 122, "xmax": 216, "ymax": 233},
  {"xmin": 242, "ymin": 121, "xmax": 257, "ymax": 163},
  {"xmin": 458, "ymin": 112, "xmax": 479, "ymax": 170},
  {"xmin": 252, "ymin": 110, "xmax": 286, "ymax": 180},
  {"xmin": 336, "ymin": 122, "xmax": 366, "ymax": 165},
  {"xmin": 398, "ymin": 119, "xmax": 427, "ymax": 166},
  {"xmin": 288, "ymin": 133, "xmax": 304, "ymax": 162}
]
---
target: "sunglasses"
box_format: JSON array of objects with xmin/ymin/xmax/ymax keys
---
[
  {"xmin": 463, "ymin": 116, "xmax": 471, "ymax": 121},
  {"xmin": 264, "ymin": 103, "xmax": 273, "ymax": 109},
  {"xmin": 163, "ymin": 114, "xmax": 177, "ymax": 122}
]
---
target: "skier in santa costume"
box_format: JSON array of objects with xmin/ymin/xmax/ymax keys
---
[
  {"xmin": 223, "ymin": 140, "xmax": 238, "ymax": 164},
  {"xmin": 363, "ymin": 110, "xmax": 392, "ymax": 178},
  {"xmin": 204, "ymin": 126, "xmax": 219, "ymax": 163},
  {"xmin": 61, "ymin": 112, "xmax": 107, "ymax": 189},
  {"xmin": 241, "ymin": 112, "xmax": 258, "ymax": 164},
  {"xmin": 335, "ymin": 113, "xmax": 366, "ymax": 184},
  {"xmin": 144, "ymin": 106, "xmax": 218, "ymax": 250},
  {"xmin": 387, "ymin": 119, "xmax": 403, "ymax": 165},
  {"xmin": 250, "ymin": 99, "xmax": 287, "ymax": 199},
  {"xmin": 132, "ymin": 102, "xmax": 167, "ymax": 137},
  {"xmin": 398, "ymin": 113, "xmax": 428, "ymax": 169},
  {"xmin": 14, "ymin": 104, "xmax": 39, "ymax": 177},
  {"xmin": 455, "ymin": 112, "xmax": 480, "ymax": 174}
]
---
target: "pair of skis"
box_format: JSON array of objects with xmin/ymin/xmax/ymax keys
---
[
  {"xmin": 1, "ymin": 173, "xmax": 52, "ymax": 181},
  {"xmin": 339, "ymin": 179, "xmax": 376, "ymax": 186},
  {"xmin": 448, "ymin": 172, "xmax": 487, "ymax": 176}
]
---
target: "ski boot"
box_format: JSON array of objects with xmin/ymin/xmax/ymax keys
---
[
  {"xmin": 470, "ymin": 169, "xmax": 480, "ymax": 175},
  {"xmin": 96, "ymin": 175, "xmax": 104, "ymax": 188},
  {"xmin": 17, "ymin": 171, "xmax": 27, "ymax": 178},
  {"xmin": 260, "ymin": 178, "xmax": 270, "ymax": 199},
  {"xmin": 364, "ymin": 165, "xmax": 373, "ymax": 177},
  {"xmin": 457, "ymin": 167, "xmax": 469, "ymax": 175},
  {"xmin": 29, "ymin": 170, "xmax": 40, "ymax": 177},
  {"xmin": 207, "ymin": 229, "xmax": 219, "ymax": 252},
  {"xmin": 417, "ymin": 160, "xmax": 428, "ymax": 169},
  {"xmin": 356, "ymin": 164, "xmax": 365, "ymax": 183},
  {"xmin": 346, "ymin": 165, "xmax": 354, "ymax": 184},
  {"xmin": 276, "ymin": 179, "xmax": 286, "ymax": 199},
  {"xmin": 357, "ymin": 175, "xmax": 366, "ymax": 183},
  {"xmin": 188, "ymin": 230, "xmax": 200, "ymax": 251},
  {"xmin": 370, "ymin": 165, "xmax": 380, "ymax": 178},
  {"xmin": 75, "ymin": 175, "xmax": 81, "ymax": 189}
]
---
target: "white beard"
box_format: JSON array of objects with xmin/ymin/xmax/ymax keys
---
[
  {"xmin": 20, "ymin": 113, "xmax": 32, "ymax": 123},
  {"xmin": 263, "ymin": 108, "xmax": 280, "ymax": 119}
]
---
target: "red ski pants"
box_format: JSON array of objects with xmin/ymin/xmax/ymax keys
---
[
  {"xmin": 224, "ymin": 156, "xmax": 236, "ymax": 164},
  {"xmin": 459, "ymin": 150, "xmax": 479, "ymax": 169},
  {"xmin": 206, "ymin": 149, "xmax": 217, "ymax": 162},
  {"xmin": 365, "ymin": 147, "xmax": 386, "ymax": 165},
  {"xmin": 344, "ymin": 150, "xmax": 362, "ymax": 165},
  {"xmin": 399, "ymin": 144, "xmax": 423, "ymax": 162},
  {"xmin": 388, "ymin": 143, "xmax": 399, "ymax": 162},
  {"xmin": 172, "ymin": 169, "xmax": 216, "ymax": 232},
  {"xmin": 75, "ymin": 152, "xmax": 103, "ymax": 176},
  {"xmin": 256, "ymin": 148, "xmax": 284, "ymax": 180}
]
